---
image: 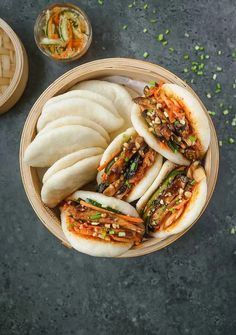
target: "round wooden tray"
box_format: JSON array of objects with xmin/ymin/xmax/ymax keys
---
[
  {"xmin": 19, "ymin": 58, "xmax": 219, "ymax": 258},
  {"xmin": 0, "ymin": 19, "xmax": 28, "ymax": 114}
]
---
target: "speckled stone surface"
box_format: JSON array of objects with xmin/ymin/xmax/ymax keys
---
[{"xmin": 0, "ymin": 1, "xmax": 236, "ymax": 334}]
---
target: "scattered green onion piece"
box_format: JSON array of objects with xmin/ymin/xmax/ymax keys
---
[
  {"xmin": 231, "ymin": 116, "xmax": 236, "ymax": 126},
  {"xmin": 205, "ymin": 54, "xmax": 210, "ymax": 59},
  {"xmin": 165, "ymin": 29, "xmax": 170, "ymax": 35},
  {"xmin": 143, "ymin": 4, "xmax": 148, "ymax": 9},
  {"xmin": 197, "ymin": 71, "xmax": 203, "ymax": 75},
  {"xmin": 228, "ymin": 138, "xmax": 234, "ymax": 144},
  {"xmin": 212, "ymin": 74, "xmax": 217, "ymax": 80},
  {"xmin": 183, "ymin": 68, "xmax": 188, "ymax": 73},
  {"xmin": 128, "ymin": 3, "xmax": 133, "ymax": 8},
  {"xmin": 208, "ymin": 111, "xmax": 216, "ymax": 116},
  {"xmin": 183, "ymin": 54, "xmax": 189, "ymax": 60},
  {"xmin": 169, "ymin": 47, "xmax": 174, "ymax": 52},
  {"xmin": 184, "ymin": 32, "xmax": 189, "ymax": 37},
  {"xmin": 123, "ymin": 25, "xmax": 128, "ymax": 30},
  {"xmin": 195, "ymin": 45, "xmax": 200, "ymax": 51},
  {"xmin": 217, "ymin": 50, "xmax": 222, "ymax": 55},
  {"xmin": 219, "ymin": 140, "xmax": 223, "ymax": 147},
  {"xmin": 230, "ymin": 227, "xmax": 236, "ymax": 234},
  {"xmin": 206, "ymin": 93, "xmax": 212, "ymax": 99},
  {"xmin": 143, "ymin": 28, "xmax": 148, "ymax": 33},
  {"xmin": 162, "ymin": 40, "xmax": 168, "ymax": 46},
  {"xmin": 223, "ymin": 109, "xmax": 229, "ymax": 115},
  {"xmin": 216, "ymin": 66, "xmax": 222, "ymax": 72},
  {"xmin": 232, "ymin": 49, "xmax": 236, "ymax": 59},
  {"xmin": 157, "ymin": 34, "xmax": 164, "ymax": 41},
  {"xmin": 98, "ymin": 0, "xmax": 104, "ymax": 5},
  {"xmin": 143, "ymin": 52, "xmax": 149, "ymax": 58},
  {"xmin": 150, "ymin": 19, "xmax": 157, "ymax": 23}
]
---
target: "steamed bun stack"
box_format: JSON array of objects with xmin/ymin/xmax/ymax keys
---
[{"xmin": 24, "ymin": 81, "xmax": 137, "ymax": 208}]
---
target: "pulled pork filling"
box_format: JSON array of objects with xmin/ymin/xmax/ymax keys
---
[
  {"xmin": 134, "ymin": 82, "xmax": 201, "ymax": 161},
  {"xmin": 143, "ymin": 162, "xmax": 202, "ymax": 233},
  {"xmin": 62, "ymin": 198, "xmax": 144, "ymax": 245},
  {"xmin": 97, "ymin": 134, "xmax": 156, "ymax": 199}
]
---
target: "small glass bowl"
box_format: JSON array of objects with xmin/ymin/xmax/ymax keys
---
[{"xmin": 34, "ymin": 3, "xmax": 92, "ymax": 62}]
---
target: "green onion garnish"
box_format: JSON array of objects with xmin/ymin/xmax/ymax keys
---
[
  {"xmin": 143, "ymin": 52, "xmax": 149, "ymax": 58},
  {"xmin": 189, "ymin": 135, "xmax": 197, "ymax": 143},
  {"xmin": 149, "ymin": 81, "xmax": 156, "ymax": 87},
  {"xmin": 90, "ymin": 213, "xmax": 102, "ymax": 220},
  {"xmin": 123, "ymin": 25, "xmax": 128, "ymax": 30},
  {"xmin": 143, "ymin": 28, "xmax": 148, "ymax": 33},
  {"xmin": 157, "ymin": 34, "xmax": 164, "ymax": 41},
  {"xmin": 228, "ymin": 138, "xmax": 234, "ymax": 144}
]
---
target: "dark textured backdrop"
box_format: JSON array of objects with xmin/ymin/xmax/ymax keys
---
[{"xmin": 0, "ymin": 1, "xmax": 236, "ymax": 334}]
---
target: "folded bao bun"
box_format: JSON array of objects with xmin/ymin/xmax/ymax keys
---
[
  {"xmin": 60, "ymin": 191, "xmax": 144, "ymax": 257},
  {"xmin": 97, "ymin": 127, "xmax": 163, "ymax": 202},
  {"xmin": 70, "ymin": 80, "xmax": 135, "ymax": 136},
  {"xmin": 136, "ymin": 160, "xmax": 207, "ymax": 239},
  {"xmin": 37, "ymin": 116, "xmax": 110, "ymax": 143},
  {"xmin": 43, "ymin": 90, "xmax": 119, "ymax": 118},
  {"xmin": 43, "ymin": 147, "xmax": 104, "ymax": 184},
  {"xmin": 24, "ymin": 125, "xmax": 107, "ymax": 167},
  {"xmin": 37, "ymin": 97, "xmax": 123, "ymax": 133},
  {"xmin": 41, "ymin": 153, "xmax": 103, "ymax": 208},
  {"xmin": 132, "ymin": 83, "xmax": 210, "ymax": 166}
]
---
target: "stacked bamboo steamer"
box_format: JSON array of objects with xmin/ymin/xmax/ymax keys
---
[{"xmin": 0, "ymin": 19, "xmax": 28, "ymax": 114}]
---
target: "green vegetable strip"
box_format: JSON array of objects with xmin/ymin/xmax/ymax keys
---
[{"xmin": 143, "ymin": 169, "xmax": 185, "ymax": 219}]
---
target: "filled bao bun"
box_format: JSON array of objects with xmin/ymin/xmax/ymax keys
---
[
  {"xmin": 97, "ymin": 127, "xmax": 163, "ymax": 202},
  {"xmin": 41, "ymin": 148, "xmax": 104, "ymax": 208},
  {"xmin": 24, "ymin": 125, "xmax": 107, "ymax": 167},
  {"xmin": 136, "ymin": 160, "xmax": 207, "ymax": 239},
  {"xmin": 60, "ymin": 191, "xmax": 145, "ymax": 257},
  {"xmin": 132, "ymin": 82, "xmax": 210, "ymax": 166}
]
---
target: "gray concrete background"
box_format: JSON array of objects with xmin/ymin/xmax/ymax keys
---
[{"xmin": 0, "ymin": 1, "xmax": 236, "ymax": 334}]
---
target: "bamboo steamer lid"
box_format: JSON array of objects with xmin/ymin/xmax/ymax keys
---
[{"xmin": 0, "ymin": 19, "xmax": 28, "ymax": 114}]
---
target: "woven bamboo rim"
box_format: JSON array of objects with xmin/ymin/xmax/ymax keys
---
[
  {"xmin": 0, "ymin": 19, "xmax": 28, "ymax": 114},
  {"xmin": 19, "ymin": 58, "xmax": 219, "ymax": 258}
]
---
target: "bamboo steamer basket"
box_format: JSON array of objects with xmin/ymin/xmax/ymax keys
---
[
  {"xmin": 20, "ymin": 58, "xmax": 219, "ymax": 258},
  {"xmin": 0, "ymin": 19, "xmax": 28, "ymax": 114}
]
